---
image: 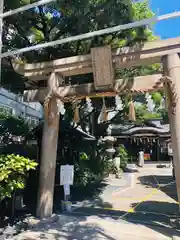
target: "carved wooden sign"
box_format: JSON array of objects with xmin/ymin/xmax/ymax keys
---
[{"xmin": 91, "ymin": 46, "xmax": 114, "ymax": 91}]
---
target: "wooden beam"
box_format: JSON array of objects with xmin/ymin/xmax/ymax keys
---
[
  {"xmin": 24, "ymin": 74, "xmax": 162, "ymax": 102},
  {"xmin": 12, "ymin": 37, "xmax": 180, "ymax": 81},
  {"xmin": 12, "ymin": 54, "xmax": 92, "ymax": 80}
]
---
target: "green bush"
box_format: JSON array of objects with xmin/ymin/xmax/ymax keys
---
[
  {"xmin": 79, "ymin": 152, "xmax": 89, "ymax": 161},
  {"xmin": 0, "ymin": 154, "xmax": 38, "ymax": 201},
  {"xmin": 117, "ymin": 144, "xmax": 129, "ymax": 170},
  {"xmin": 73, "ymin": 151, "xmax": 97, "ymax": 187}
]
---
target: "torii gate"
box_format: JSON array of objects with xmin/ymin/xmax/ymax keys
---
[{"xmin": 13, "ymin": 37, "xmax": 180, "ymax": 219}]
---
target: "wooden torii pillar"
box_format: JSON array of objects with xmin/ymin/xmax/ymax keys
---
[
  {"xmin": 36, "ymin": 93, "xmax": 60, "ymax": 218},
  {"xmin": 13, "ymin": 37, "xmax": 180, "ymax": 218},
  {"xmin": 162, "ymin": 53, "xmax": 180, "ymax": 206},
  {"xmin": 38, "ymin": 46, "xmax": 115, "ymax": 218},
  {"xmin": 36, "ymin": 72, "xmax": 65, "ymax": 218}
]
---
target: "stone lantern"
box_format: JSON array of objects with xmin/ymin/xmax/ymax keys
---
[{"xmin": 102, "ymin": 136, "xmax": 117, "ymax": 160}]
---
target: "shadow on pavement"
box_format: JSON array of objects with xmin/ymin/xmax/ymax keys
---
[
  {"xmin": 18, "ymin": 215, "xmax": 118, "ymax": 240},
  {"xmin": 131, "ymin": 201, "xmax": 179, "ymax": 215},
  {"xmin": 15, "ymin": 182, "xmax": 180, "ymax": 240},
  {"xmin": 18, "ymin": 173, "xmax": 180, "ymax": 239},
  {"xmin": 68, "ymin": 204, "xmax": 180, "ymax": 239},
  {"xmin": 138, "ymin": 175, "xmax": 178, "ymax": 202},
  {"xmin": 17, "ymin": 207, "xmax": 180, "ymax": 240},
  {"xmin": 82, "ymin": 197, "xmax": 113, "ymax": 209},
  {"xmin": 72, "ymin": 203, "xmax": 178, "ymax": 222},
  {"xmin": 54, "ymin": 181, "xmax": 108, "ymax": 206}
]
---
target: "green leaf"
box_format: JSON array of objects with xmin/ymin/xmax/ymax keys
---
[
  {"xmin": 0, "ymin": 154, "xmax": 38, "ymax": 200},
  {"xmin": 31, "ymin": 27, "xmax": 45, "ymax": 43}
]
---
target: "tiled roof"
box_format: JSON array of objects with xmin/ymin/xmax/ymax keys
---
[{"xmin": 107, "ymin": 121, "xmax": 170, "ymax": 136}]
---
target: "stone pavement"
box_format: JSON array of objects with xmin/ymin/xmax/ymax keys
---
[
  {"xmin": 73, "ymin": 164, "xmax": 178, "ymax": 212},
  {"xmin": 13, "ymin": 214, "xmax": 180, "ymax": 240},
  {"xmin": 13, "ymin": 163, "xmax": 180, "ymax": 239},
  {"xmin": 71, "ymin": 163, "xmax": 179, "ymax": 228}
]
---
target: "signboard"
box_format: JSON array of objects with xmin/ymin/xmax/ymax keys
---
[
  {"xmin": 60, "ymin": 165, "xmax": 74, "ymax": 186},
  {"xmin": 144, "ymin": 153, "xmax": 150, "ymax": 161},
  {"xmin": 63, "ymin": 184, "xmax": 70, "ymax": 195}
]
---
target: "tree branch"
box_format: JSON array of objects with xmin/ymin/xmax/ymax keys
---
[
  {"xmin": 75, "ymin": 40, "xmax": 81, "ymax": 55},
  {"xmin": 38, "ymin": 6, "xmax": 49, "ymax": 41},
  {"xmin": 12, "ymin": 23, "xmax": 31, "ymax": 46}
]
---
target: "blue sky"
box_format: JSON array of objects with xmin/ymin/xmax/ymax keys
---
[{"xmin": 150, "ymin": 0, "xmax": 180, "ymax": 39}]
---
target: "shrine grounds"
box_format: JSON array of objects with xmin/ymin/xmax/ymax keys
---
[{"xmin": 10, "ymin": 162, "xmax": 180, "ymax": 240}]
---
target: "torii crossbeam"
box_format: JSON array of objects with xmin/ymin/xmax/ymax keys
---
[{"xmin": 13, "ymin": 37, "xmax": 180, "ymax": 218}]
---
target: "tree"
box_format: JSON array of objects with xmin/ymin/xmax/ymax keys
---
[
  {"xmin": 3, "ymin": 0, "xmax": 133, "ymax": 61},
  {"xmin": 0, "ymin": 154, "xmax": 37, "ymax": 202},
  {"xmin": 0, "ymin": 112, "xmax": 29, "ymax": 145},
  {"xmin": 3, "ymin": 1, "xmax": 158, "ymax": 88},
  {"xmin": 3, "ymin": 1, "xmax": 167, "ymax": 124},
  {"xmin": 0, "ymin": 111, "xmax": 38, "ymax": 157},
  {"xmin": 135, "ymin": 104, "xmax": 161, "ymax": 121},
  {"xmin": 151, "ymin": 92, "xmax": 162, "ymax": 107}
]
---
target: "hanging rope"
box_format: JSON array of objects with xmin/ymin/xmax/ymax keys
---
[
  {"xmin": 128, "ymin": 96, "xmax": 136, "ymax": 121},
  {"xmin": 73, "ymin": 101, "xmax": 80, "ymax": 123},
  {"xmin": 99, "ymin": 97, "xmax": 108, "ymax": 122},
  {"xmin": 153, "ymin": 76, "xmax": 177, "ymax": 114}
]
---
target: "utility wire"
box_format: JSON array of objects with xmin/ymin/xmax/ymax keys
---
[
  {"xmin": 0, "ymin": 0, "xmax": 55, "ymax": 83},
  {"xmin": 1, "ymin": 11, "xmax": 180, "ymax": 59},
  {"xmin": 0, "ymin": 0, "xmax": 56, "ymax": 19}
]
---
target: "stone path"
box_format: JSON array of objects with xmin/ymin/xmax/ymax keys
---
[
  {"xmin": 73, "ymin": 164, "xmax": 178, "ymax": 217},
  {"xmin": 13, "ymin": 163, "xmax": 180, "ymax": 239},
  {"xmin": 13, "ymin": 214, "xmax": 180, "ymax": 240}
]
